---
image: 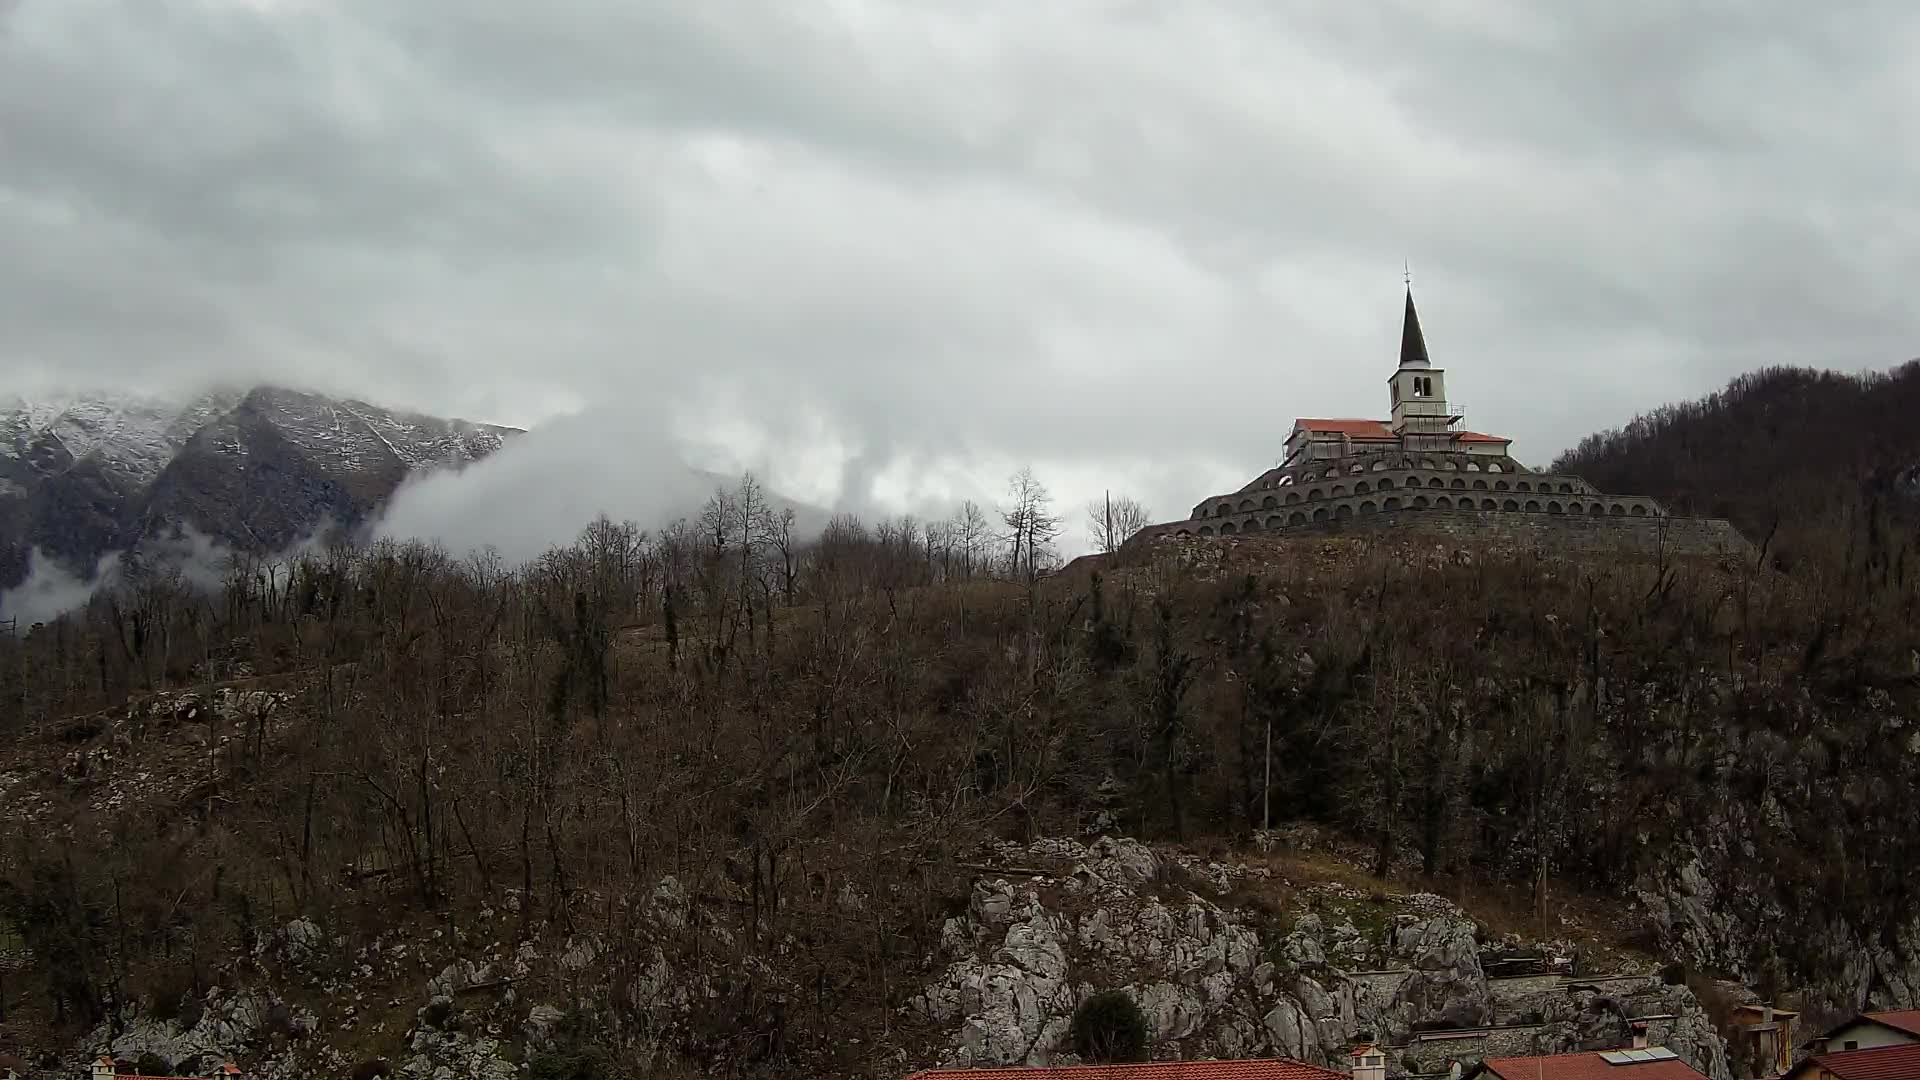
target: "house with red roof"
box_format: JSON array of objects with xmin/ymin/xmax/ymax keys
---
[
  {"xmin": 1781, "ymin": 1041, "xmax": 1920, "ymax": 1080},
  {"xmin": 1462, "ymin": 1047, "xmax": 1709, "ymax": 1080},
  {"xmin": 1808, "ymin": 1010, "xmax": 1920, "ymax": 1056}
]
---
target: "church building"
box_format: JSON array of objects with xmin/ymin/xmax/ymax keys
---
[{"xmin": 1134, "ymin": 289, "xmax": 1674, "ymax": 542}]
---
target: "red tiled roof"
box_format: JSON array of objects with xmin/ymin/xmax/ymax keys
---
[
  {"xmin": 1797, "ymin": 1043, "xmax": 1920, "ymax": 1080},
  {"xmin": 904, "ymin": 1059, "xmax": 1348, "ymax": 1080},
  {"xmin": 1864, "ymin": 1010, "xmax": 1920, "ymax": 1037},
  {"xmin": 1479, "ymin": 1052, "xmax": 1707, "ymax": 1080},
  {"xmin": 1295, "ymin": 418, "xmax": 1396, "ymax": 439},
  {"xmin": 1291, "ymin": 419, "xmax": 1510, "ymax": 445}
]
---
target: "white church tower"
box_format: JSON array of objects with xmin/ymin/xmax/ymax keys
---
[{"xmin": 1386, "ymin": 287, "xmax": 1461, "ymax": 451}]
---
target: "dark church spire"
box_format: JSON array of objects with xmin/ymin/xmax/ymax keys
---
[{"xmin": 1399, "ymin": 286, "xmax": 1431, "ymax": 369}]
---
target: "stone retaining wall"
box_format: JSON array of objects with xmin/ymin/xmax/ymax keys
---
[{"xmin": 1287, "ymin": 508, "xmax": 1752, "ymax": 559}]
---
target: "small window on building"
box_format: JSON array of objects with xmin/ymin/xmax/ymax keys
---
[{"xmin": 1845, "ymin": 1042, "xmax": 1859, "ymax": 1052}]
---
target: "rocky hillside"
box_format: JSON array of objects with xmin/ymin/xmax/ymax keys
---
[
  {"xmin": 0, "ymin": 683, "xmax": 1730, "ymax": 1079},
  {"xmin": 0, "ymin": 387, "xmax": 516, "ymax": 605},
  {"xmin": 1, "ymin": 471, "xmax": 1917, "ymax": 1078}
]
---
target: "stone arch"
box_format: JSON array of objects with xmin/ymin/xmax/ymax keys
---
[
  {"xmin": 1217, "ymin": 502, "xmax": 1232, "ymax": 516},
  {"xmin": 1548, "ymin": 501, "xmax": 1564, "ymax": 514},
  {"xmin": 1349, "ymin": 464, "xmax": 1364, "ymax": 475},
  {"xmin": 1372, "ymin": 459, "xmax": 1388, "ymax": 471},
  {"xmin": 1412, "ymin": 495, "xmax": 1430, "ymax": 508},
  {"xmin": 1419, "ymin": 457, "xmax": 1437, "ymax": 469},
  {"xmin": 1332, "ymin": 485, "xmax": 1347, "ymax": 497},
  {"xmin": 1495, "ymin": 480, "xmax": 1510, "ymax": 490},
  {"xmin": 1334, "ymin": 504, "xmax": 1354, "ymax": 521},
  {"xmin": 1487, "ymin": 462, "xmax": 1504, "ymax": 473},
  {"xmin": 1515, "ymin": 481, "xmax": 1530, "ymax": 492},
  {"xmin": 1630, "ymin": 505, "xmax": 1647, "ymax": 516},
  {"xmin": 1221, "ymin": 521, "xmax": 1237, "ymax": 534},
  {"xmin": 1262, "ymin": 495, "xmax": 1278, "ymax": 509},
  {"xmin": 1384, "ymin": 497, "xmax": 1402, "ymax": 511},
  {"xmin": 1559, "ymin": 483, "xmax": 1575, "ymax": 494},
  {"xmin": 1481, "ymin": 498, "xmax": 1498, "ymax": 510},
  {"xmin": 1610, "ymin": 503, "xmax": 1626, "ymax": 515},
  {"xmin": 1360, "ymin": 500, "xmax": 1378, "ymax": 515},
  {"xmin": 1356, "ymin": 481, "xmax": 1371, "ymax": 494},
  {"xmin": 1243, "ymin": 517, "xmax": 1261, "ymax": 531},
  {"xmin": 1473, "ymin": 479, "xmax": 1489, "ymax": 490},
  {"xmin": 1503, "ymin": 498, "xmax": 1519, "ymax": 511},
  {"xmin": 1240, "ymin": 498, "xmax": 1255, "ymax": 511},
  {"xmin": 1466, "ymin": 462, "xmax": 1482, "ymax": 472},
  {"xmin": 1175, "ymin": 529, "xmax": 1191, "ymax": 537},
  {"xmin": 1428, "ymin": 477, "xmax": 1445, "ymax": 489},
  {"xmin": 1450, "ymin": 478, "xmax": 1467, "ymax": 489},
  {"xmin": 1526, "ymin": 499, "xmax": 1542, "ymax": 512},
  {"xmin": 1587, "ymin": 503, "xmax": 1604, "ymax": 516},
  {"xmin": 1436, "ymin": 496, "xmax": 1453, "ymax": 509},
  {"xmin": 1198, "ymin": 526, "xmax": 1214, "ymax": 536},
  {"xmin": 1442, "ymin": 459, "xmax": 1459, "ymax": 470},
  {"xmin": 1308, "ymin": 488, "xmax": 1324, "ymax": 501},
  {"xmin": 1312, "ymin": 507, "xmax": 1329, "ymax": 522},
  {"xmin": 1285, "ymin": 491, "xmax": 1301, "ymax": 505},
  {"xmin": 1277, "ymin": 474, "xmax": 1294, "ymax": 486},
  {"xmin": 1378, "ymin": 477, "xmax": 1395, "ymax": 490},
  {"xmin": 1267, "ymin": 515, "xmax": 1285, "ymax": 529},
  {"xmin": 1289, "ymin": 512, "xmax": 1308, "ymax": 526}
]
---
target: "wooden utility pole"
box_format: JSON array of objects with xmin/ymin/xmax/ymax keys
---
[{"xmin": 1262, "ymin": 717, "xmax": 1272, "ymax": 834}]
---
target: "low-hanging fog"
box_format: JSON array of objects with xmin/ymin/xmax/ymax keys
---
[{"xmin": 5, "ymin": 1, "xmax": 1920, "ymax": 581}]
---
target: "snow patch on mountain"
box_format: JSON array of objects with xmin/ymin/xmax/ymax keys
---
[
  {"xmin": 0, "ymin": 390, "xmax": 245, "ymax": 486},
  {"xmin": 0, "ymin": 388, "xmax": 513, "ymax": 484}
]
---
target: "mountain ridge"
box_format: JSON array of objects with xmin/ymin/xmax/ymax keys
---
[{"xmin": 0, "ymin": 386, "xmax": 520, "ymax": 601}]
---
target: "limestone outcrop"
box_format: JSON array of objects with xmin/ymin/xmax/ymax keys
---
[{"xmin": 916, "ymin": 836, "xmax": 1730, "ymax": 1079}]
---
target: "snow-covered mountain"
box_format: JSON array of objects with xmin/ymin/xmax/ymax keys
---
[{"xmin": 0, "ymin": 386, "xmax": 519, "ymax": 597}]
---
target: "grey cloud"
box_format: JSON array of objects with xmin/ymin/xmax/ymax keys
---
[{"xmin": 3, "ymin": 0, "xmax": 1917, "ymax": 543}]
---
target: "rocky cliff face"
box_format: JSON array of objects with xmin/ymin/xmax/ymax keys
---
[
  {"xmin": 0, "ymin": 387, "xmax": 516, "ymax": 605},
  {"xmin": 912, "ymin": 837, "xmax": 1728, "ymax": 1079}
]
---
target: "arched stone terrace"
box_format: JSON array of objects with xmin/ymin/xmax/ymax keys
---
[
  {"xmin": 1174, "ymin": 492, "xmax": 1666, "ymax": 539},
  {"xmin": 1157, "ymin": 450, "xmax": 1664, "ymax": 541}
]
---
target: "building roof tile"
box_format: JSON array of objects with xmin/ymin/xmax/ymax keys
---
[
  {"xmin": 1796, "ymin": 1043, "xmax": 1920, "ymax": 1080},
  {"xmin": 1294, "ymin": 418, "xmax": 1397, "ymax": 438},
  {"xmin": 1291, "ymin": 418, "xmax": 1510, "ymax": 445},
  {"xmin": 904, "ymin": 1059, "xmax": 1349, "ymax": 1080},
  {"xmin": 1478, "ymin": 1051, "xmax": 1707, "ymax": 1080},
  {"xmin": 1863, "ymin": 1010, "xmax": 1920, "ymax": 1037}
]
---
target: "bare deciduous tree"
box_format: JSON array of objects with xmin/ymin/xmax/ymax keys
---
[
  {"xmin": 1086, "ymin": 492, "xmax": 1152, "ymax": 554},
  {"xmin": 1001, "ymin": 467, "xmax": 1061, "ymax": 584}
]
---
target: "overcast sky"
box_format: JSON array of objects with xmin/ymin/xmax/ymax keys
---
[{"xmin": 4, "ymin": 0, "xmax": 1918, "ymax": 539}]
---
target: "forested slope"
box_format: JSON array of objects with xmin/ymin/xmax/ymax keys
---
[
  {"xmin": 1554, "ymin": 361, "xmax": 1920, "ymax": 555},
  {"xmin": 0, "ymin": 470, "xmax": 1917, "ymax": 1075}
]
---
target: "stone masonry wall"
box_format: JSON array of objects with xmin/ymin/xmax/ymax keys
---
[{"xmin": 1284, "ymin": 508, "xmax": 1753, "ymax": 559}]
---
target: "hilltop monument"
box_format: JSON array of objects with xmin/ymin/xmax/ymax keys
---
[{"xmin": 1131, "ymin": 289, "xmax": 1747, "ymax": 555}]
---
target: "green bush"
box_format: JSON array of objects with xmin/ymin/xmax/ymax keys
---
[
  {"xmin": 135, "ymin": 1053, "xmax": 174, "ymax": 1076},
  {"xmin": 1071, "ymin": 990, "xmax": 1149, "ymax": 1064}
]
